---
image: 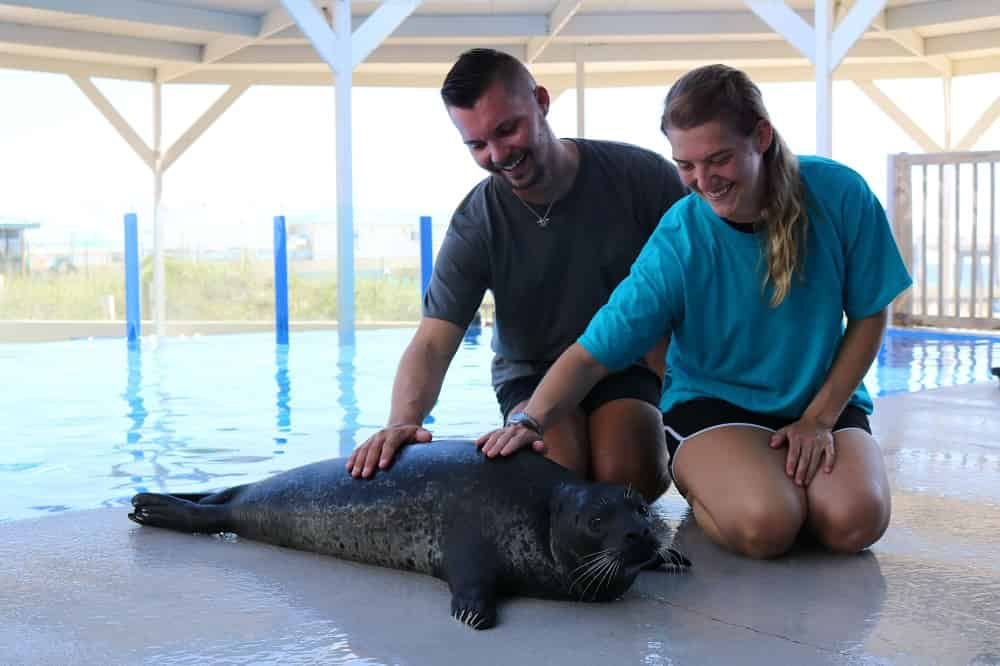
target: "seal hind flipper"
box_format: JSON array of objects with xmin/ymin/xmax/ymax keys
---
[{"xmin": 129, "ymin": 492, "xmax": 228, "ymax": 534}]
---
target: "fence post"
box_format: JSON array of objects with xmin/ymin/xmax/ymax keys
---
[
  {"xmin": 274, "ymin": 216, "xmax": 289, "ymax": 346},
  {"xmin": 420, "ymin": 215, "xmax": 433, "ymax": 296},
  {"xmin": 124, "ymin": 213, "xmax": 141, "ymax": 347}
]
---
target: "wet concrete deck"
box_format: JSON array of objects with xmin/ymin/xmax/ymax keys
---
[{"xmin": 2, "ymin": 382, "xmax": 999, "ymax": 665}]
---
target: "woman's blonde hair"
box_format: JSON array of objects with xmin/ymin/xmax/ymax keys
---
[{"xmin": 661, "ymin": 64, "xmax": 807, "ymax": 307}]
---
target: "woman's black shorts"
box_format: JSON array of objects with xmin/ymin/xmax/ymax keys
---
[
  {"xmin": 496, "ymin": 365, "xmax": 661, "ymax": 422},
  {"xmin": 662, "ymin": 398, "xmax": 872, "ymax": 462}
]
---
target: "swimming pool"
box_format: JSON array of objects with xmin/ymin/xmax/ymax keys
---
[{"xmin": 2, "ymin": 327, "xmax": 998, "ymax": 522}]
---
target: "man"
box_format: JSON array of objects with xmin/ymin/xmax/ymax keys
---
[{"xmin": 346, "ymin": 48, "xmax": 686, "ymax": 501}]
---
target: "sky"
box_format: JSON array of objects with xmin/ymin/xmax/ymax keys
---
[{"xmin": 1, "ymin": 66, "xmax": 999, "ymax": 255}]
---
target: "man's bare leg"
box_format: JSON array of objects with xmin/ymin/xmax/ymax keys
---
[
  {"xmin": 588, "ymin": 398, "xmax": 670, "ymax": 503},
  {"xmin": 507, "ymin": 399, "xmax": 589, "ymax": 477}
]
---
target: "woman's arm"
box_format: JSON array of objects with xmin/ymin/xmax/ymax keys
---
[
  {"xmin": 769, "ymin": 308, "xmax": 888, "ymax": 485},
  {"xmin": 476, "ymin": 343, "xmax": 610, "ymax": 457}
]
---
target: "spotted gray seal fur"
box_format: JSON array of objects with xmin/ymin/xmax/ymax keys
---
[{"xmin": 129, "ymin": 439, "xmax": 690, "ymax": 629}]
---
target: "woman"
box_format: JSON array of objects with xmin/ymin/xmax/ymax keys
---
[{"xmin": 476, "ymin": 64, "xmax": 912, "ymax": 559}]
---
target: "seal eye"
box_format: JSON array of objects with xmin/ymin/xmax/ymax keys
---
[
  {"xmin": 588, "ymin": 516, "xmax": 602, "ymax": 530},
  {"xmin": 637, "ymin": 505, "xmax": 650, "ymax": 517}
]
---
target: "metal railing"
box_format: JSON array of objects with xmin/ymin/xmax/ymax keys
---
[{"xmin": 888, "ymin": 150, "xmax": 1000, "ymax": 330}]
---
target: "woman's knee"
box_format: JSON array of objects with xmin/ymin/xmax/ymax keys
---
[{"xmin": 810, "ymin": 490, "xmax": 891, "ymax": 554}]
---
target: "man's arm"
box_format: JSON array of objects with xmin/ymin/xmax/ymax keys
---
[{"xmin": 347, "ymin": 317, "xmax": 465, "ymax": 478}]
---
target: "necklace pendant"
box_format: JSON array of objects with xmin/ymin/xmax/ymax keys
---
[{"xmin": 537, "ymin": 216, "xmax": 550, "ymax": 228}]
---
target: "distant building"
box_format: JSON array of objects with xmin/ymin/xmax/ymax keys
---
[{"xmin": 0, "ymin": 219, "xmax": 40, "ymax": 276}]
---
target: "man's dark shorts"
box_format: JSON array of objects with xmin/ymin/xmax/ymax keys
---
[{"xmin": 496, "ymin": 365, "xmax": 662, "ymax": 421}]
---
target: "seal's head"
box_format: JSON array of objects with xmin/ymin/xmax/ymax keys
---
[{"xmin": 549, "ymin": 482, "xmax": 663, "ymax": 602}]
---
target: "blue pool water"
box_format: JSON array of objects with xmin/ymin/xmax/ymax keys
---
[{"xmin": 1, "ymin": 327, "xmax": 998, "ymax": 522}]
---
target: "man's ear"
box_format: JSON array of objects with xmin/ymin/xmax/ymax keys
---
[
  {"xmin": 755, "ymin": 119, "xmax": 774, "ymax": 154},
  {"xmin": 535, "ymin": 85, "xmax": 551, "ymax": 116}
]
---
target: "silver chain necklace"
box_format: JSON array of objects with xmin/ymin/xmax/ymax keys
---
[{"xmin": 514, "ymin": 195, "xmax": 555, "ymax": 228}]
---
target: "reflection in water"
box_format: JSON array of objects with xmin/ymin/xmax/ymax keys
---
[
  {"xmin": 274, "ymin": 344, "xmax": 291, "ymax": 451},
  {"xmin": 124, "ymin": 347, "xmax": 147, "ymax": 449},
  {"xmin": 337, "ymin": 344, "xmax": 360, "ymax": 458},
  {"xmin": 869, "ymin": 330, "xmax": 1000, "ymax": 395}
]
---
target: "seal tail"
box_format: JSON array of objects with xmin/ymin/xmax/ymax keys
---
[{"xmin": 129, "ymin": 493, "xmax": 229, "ymax": 534}]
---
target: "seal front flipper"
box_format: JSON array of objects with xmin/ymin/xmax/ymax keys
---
[
  {"xmin": 641, "ymin": 547, "xmax": 692, "ymax": 573},
  {"xmin": 441, "ymin": 542, "xmax": 499, "ymax": 630},
  {"xmin": 129, "ymin": 493, "xmax": 229, "ymax": 534}
]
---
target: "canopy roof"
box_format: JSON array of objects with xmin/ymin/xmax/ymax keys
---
[{"xmin": 1, "ymin": 0, "xmax": 998, "ymax": 89}]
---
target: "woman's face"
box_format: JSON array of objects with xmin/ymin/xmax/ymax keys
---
[{"xmin": 666, "ymin": 118, "xmax": 773, "ymax": 224}]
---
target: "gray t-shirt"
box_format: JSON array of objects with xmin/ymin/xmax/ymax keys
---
[{"xmin": 423, "ymin": 139, "xmax": 687, "ymax": 387}]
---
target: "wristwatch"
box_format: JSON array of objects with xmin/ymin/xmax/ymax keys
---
[{"xmin": 505, "ymin": 411, "xmax": 544, "ymax": 436}]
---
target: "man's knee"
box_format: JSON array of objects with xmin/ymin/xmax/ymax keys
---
[
  {"xmin": 592, "ymin": 455, "xmax": 671, "ymax": 503},
  {"xmin": 588, "ymin": 405, "xmax": 671, "ymax": 502}
]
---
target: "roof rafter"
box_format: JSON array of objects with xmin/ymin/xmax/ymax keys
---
[
  {"xmin": 158, "ymin": 8, "xmax": 297, "ymax": 83},
  {"xmin": 0, "ymin": 0, "xmax": 259, "ymax": 36},
  {"xmin": 526, "ymin": 0, "xmax": 584, "ymax": 64},
  {"xmin": 0, "ymin": 21, "xmax": 199, "ymax": 62}
]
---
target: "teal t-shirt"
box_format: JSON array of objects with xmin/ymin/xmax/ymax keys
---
[{"xmin": 578, "ymin": 155, "xmax": 913, "ymax": 417}]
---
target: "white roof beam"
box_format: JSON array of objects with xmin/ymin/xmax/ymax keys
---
[
  {"xmin": 831, "ymin": 0, "xmax": 887, "ymax": 70},
  {"xmin": 955, "ymin": 95, "xmax": 1000, "ymax": 151},
  {"xmin": 526, "ymin": 0, "xmax": 584, "ymax": 64},
  {"xmin": 161, "ymin": 84, "xmax": 250, "ymax": 172},
  {"xmin": 886, "ymin": 0, "xmax": 1000, "ymax": 31},
  {"xmin": 563, "ymin": 38, "xmax": 903, "ymax": 63},
  {"xmin": 390, "ymin": 14, "xmax": 542, "ymax": 39},
  {"xmin": 855, "ymin": 80, "xmax": 942, "ymax": 152},
  {"xmin": 744, "ymin": 0, "xmax": 816, "ymax": 61},
  {"xmin": 0, "ymin": 0, "xmax": 260, "ymax": 36},
  {"xmin": 353, "ymin": 0, "xmax": 422, "ymax": 68},
  {"xmin": 563, "ymin": 10, "xmax": 807, "ymax": 37},
  {"xmin": 925, "ymin": 29, "xmax": 1000, "ymax": 57},
  {"xmin": 0, "ymin": 52, "xmax": 153, "ymax": 80},
  {"xmin": 0, "ymin": 21, "xmax": 199, "ymax": 62},
  {"xmin": 71, "ymin": 75, "xmax": 155, "ymax": 169}
]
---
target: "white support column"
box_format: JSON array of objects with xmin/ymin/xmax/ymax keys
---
[
  {"xmin": 815, "ymin": 0, "xmax": 833, "ymax": 157},
  {"xmin": 335, "ymin": 0, "xmax": 356, "ymax": 346},
  {"xmin": 943, "ymin": 74, "xmax": 952, "ymax": 150},
  {"xmin": 575, "ymin": 50, "xmax": 585, "ymax": 138},
  {"xmin": 152, "ymin": 81, "xmax": 166, "ymax": 337},
  {"xmin": 746, "ymin": 0, "xmax": 887, "ymax": 158},
  {"xmin": 280, "ymin": 0, "xmax": 421, "ymax": 346}
]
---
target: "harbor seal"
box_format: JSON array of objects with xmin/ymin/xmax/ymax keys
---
[{"xmin": 129, "ymin": 440, "xmax": 689, "ymax": 629}]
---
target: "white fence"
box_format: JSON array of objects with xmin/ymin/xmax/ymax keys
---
[{"xmin": 889, "ymin": 150, "xmax": 1000, "ymax": 330}]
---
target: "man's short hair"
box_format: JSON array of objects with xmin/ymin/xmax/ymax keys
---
[{"xmin": 440, "ymin": 48, "xmax": 536, "ymax": 109}]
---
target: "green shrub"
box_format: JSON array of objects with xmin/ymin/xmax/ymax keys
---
[{"xmin": 0, "ymin": 258, "xmax": 424, "ymax": 321}]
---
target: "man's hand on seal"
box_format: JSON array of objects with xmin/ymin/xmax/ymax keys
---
[
  {"xmin": 476, "ymin": 413, "xmax": 547, "ymax": 459},
  {"xmin": 347, "ymin": 424, "xmax": 432, "ymax": 478}
]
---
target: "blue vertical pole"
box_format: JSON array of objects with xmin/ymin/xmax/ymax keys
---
[
  {"xmin": 420, "ymin": 215, "xmax": 433, "ymax": 296},
  {"xmin": 124, "ymin": 213, "xmax": 140, "ymax": 347},
  {"xmin": 274, "ymin": 216, "xmax": 289, "ymax": 346}
]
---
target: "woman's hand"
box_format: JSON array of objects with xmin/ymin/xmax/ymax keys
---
[
  {"xmin": 769, "ymin": 417, "xmax": 836, "ymax": 486},
  {"xmin": 475, "ymin": 425, "xmax": 546, "ymax": 459}
]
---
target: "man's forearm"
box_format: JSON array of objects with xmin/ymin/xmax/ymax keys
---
[
  {"xmin": 387, "ymin": 341, "xmax": 451, "ymax": 426},
  {"xmin": 803, "ymin": 309, "xmax": 888, "ymax": 427}
]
